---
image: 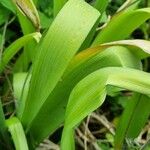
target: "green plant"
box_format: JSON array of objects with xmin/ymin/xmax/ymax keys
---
[{"xmin": 0, "ymin": 0, "xmax": 150, "ymax": 149}]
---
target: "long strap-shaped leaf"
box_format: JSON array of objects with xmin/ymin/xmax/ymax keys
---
[
  {"xmin": 0, "ymin": 32, "xmax": 41, "ymax": 73},
  {"xmin": 61, "ymin": 67, "xmax": 150, "ymax": 150},
  {"xmin": 115, "ymin": 93, "xmax": 150, "ymax": 149},
  {"xmin": 21, "ymin": 0, "xmax": 100, "ymax": 128},
  {"xmin": 28, "ymin": 39, "xmax": 150, "ymax": 144},
  {"xmin": 6, "ymin": 117, "xmax": 29, "ymax": 150},
  {"xmin": 92, "ymin": 8, "xmax": 150, "ymax": 45},
  {"xmin": 28, "ymin": 46, "xmax": 141, "ymax": 144}
]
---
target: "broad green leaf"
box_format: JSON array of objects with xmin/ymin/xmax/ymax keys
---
[
  {"xmin": 28, "ymin": 39, "xmax": 150, "ymax": 143},
  {"xmin": 0, "ymin": 32, "xmax": 41, "ymax": 73},
  {"xmin": 53, "ymin": 0, "xmax": 68, "ymax": 17},
  {"xmin": 61, "ymin": 67, "xmax": 150, "ymax": 150},
  {"xmin": 6, "ymin": 117, "xmax": 29, "ymax": 150},
  {"xmin": 28, "ymin": 46, "xmax": 141, "ymax": 144},
  {"xmin": 92, "ymin": 8, "xmax": 150, "ymax": 45},
  {"xmin": 115, "ymin": 93, "xmax": 150, "ymax": 149},
  {"xmin": 21, "ymin": 0, "xmax": 100, "ymax": 131}
]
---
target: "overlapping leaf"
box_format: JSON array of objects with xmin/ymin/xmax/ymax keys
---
[
  {"xmin": 92, "ymin": 8, "xmax": 150, "ymax": 45},
  {"xmin": 61, "ymin": 67, "xmax": 150, "ymax": 150},
  {"xmin": 6, "ymin": 117, "xmax": 28, "ymax": 150},
  {"xmin": 27, "ymin": 39, "xmax": 150, "ymax": 144},
  {"xmin": 20, "ymin": 0, "xmax": 100, "ymax": 131},
  {"xmin": 0, "ymin": 32, "xmax": 41, "ymax": 73}
]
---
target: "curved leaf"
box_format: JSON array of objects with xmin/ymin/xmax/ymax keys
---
[
  {"xmin": 0, "ymin": 32, "xmax": 41, "ymax": 73},
  {"xmin": 28, "ymin": 46, "xmax": 141, "ymax": 144},
  {"xmin": 6, "ymin": 117, "xmax": 29, "ymax": 150},
  {"xmin": 92, "ymin": 8, "xmax": 150, "ymax": 45},
  {"xmin": 61, "ymin": 67, "xmax": 150, "ymax": 149}
]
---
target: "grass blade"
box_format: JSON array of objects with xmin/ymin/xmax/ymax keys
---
[
  {"xmin": 28, "ymin": 39, "xmax": 150, "ymax": 143},
  {"xmin": 6, "ymin": 117, "xmax": 29, "ymax": 150},
  {"xmin": 115, "ymin": 93, "xmax": 150, "ymax": 149}
]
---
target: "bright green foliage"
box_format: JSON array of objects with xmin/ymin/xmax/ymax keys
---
[
  {"xmin": 61, "ymin": 67, "xmax": 150, "ymax": 149},
  {"xmin": 6, "ymin": 117, "xmax": 28, "ymax": 150},
  {"xmin": 92, "ymin": 8, "xmax": 150, "ymax": 45},
  {"xmin": 0, "ymin": 32, "xmax": 41, "ymax": 73},
  {"xmin": 0, "ymin": 0, "xmax": 150, "ymax": 149},
  {"xmin": 21, "ymin": 0, "xmax": 100, "ymax": 130}
]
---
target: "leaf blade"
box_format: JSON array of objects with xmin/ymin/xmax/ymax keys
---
[{"xmin": 21, "ymin": 0, "xmax": 100, "ymax": 130}]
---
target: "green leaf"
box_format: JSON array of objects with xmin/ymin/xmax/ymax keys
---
[
  {"xmin": 93, "ymin": 0, "xmax": 109, "ymax": 14},
  {"xmin": 13, "ymin": 73, "xmax": 31, "ymax": 117},
  {"xmin": 102, "ymin": 39, "xmax": 150, "ymax": 59},
  {"xmin": 92, "ymin": 8, "xmax": 150, "ymax": 45},
  {"xmin": 12, "ymin": 0, "xmax": 40, "ymax": 30},
  {"xmin": 12, "ymin": 0, "xmax": 41, "ymax": 67},
  {"xmin": 117, "ymin": 0, "xmax": 141, "ymax": 12},
  {"xmin": 0, "ymin": 0, "xmax": 15, "ymax": 13},
  {"xmin": 0, "ymin": 32, "xmax": 41, "ymax": 73},
  {"xmin": 21, "ymin": 0, "xmax": 100, "ymax": 131},
  {"xmin": 115, "ymin": 93, "xmax": 150, "ymax": 149},
  {"xmin": 39, "ymin": 11, "xmax": 53, "ymax": 29},
  {"xmin": 28, "ymin": 39, "xmax": 150, "ymax": 143},
  {"xmin": 28, "ymin": 46, "xmax": 141, "ymax": 144},
  {"xmin": 61, "ymin": 67, "xmax": 150, "ymax": 150},
  {"xmin": 53, "ymin": 0, "xmax": 68, "ymax": 17},
  {"xmin": 6, "ymin": 117, "xmax": 29, "ymax": 150}
]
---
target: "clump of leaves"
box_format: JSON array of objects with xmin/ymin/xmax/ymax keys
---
[{"xmin": 0, "ymin": 0, "xmax": 150, "ymax": 150}]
